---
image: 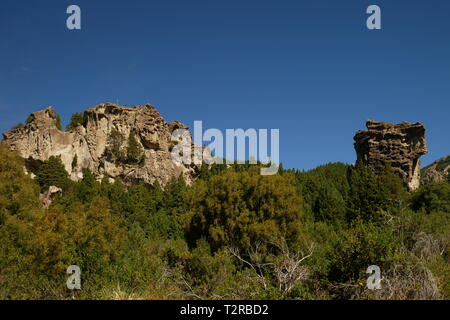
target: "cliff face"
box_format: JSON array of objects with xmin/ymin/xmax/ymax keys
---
[
  {"xmin": 354, "ymin": 120, "xmax": 427, "ymax": 191},
  {"xmin": 2, "ymin": 103, "xmax": 198, "ymax": 186}
]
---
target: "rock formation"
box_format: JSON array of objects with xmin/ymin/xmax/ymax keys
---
[
  {"xmin": 2, "ymin": 103, "xmax": 200, "ymax": 187},
  {"xmin": 354, "ymin": 120, "xmax": 427, "ymax": 191},
  {"xmin": 39, "ymin": 186, "xmax": 62, "ymax": 209},
  {"xmin": 421, "ymin": 155, "xmax": 450, "ymax": 185}
]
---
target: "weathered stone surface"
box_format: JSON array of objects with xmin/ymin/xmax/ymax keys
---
[
  {"xmin": 421, "ymin": 155, "xmax": 450, "ymax": 185},
  {"xmin": 2, "ymin": 103, "xmax": 200, "ymax": 186},
  {"xmin": 39, "ymin": 186, "xmax": 62, "ymax": 209},
  {"xmin": 354, "ymin": 120, "xmax": 427, "ymax": 191}
]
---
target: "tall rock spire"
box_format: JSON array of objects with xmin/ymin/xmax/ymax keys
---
[{"xmin": 354, "ymin": 120, "xmax": 427, "ymax": 191}]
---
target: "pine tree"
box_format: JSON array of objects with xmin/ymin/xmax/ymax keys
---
[
  {"xmin": 35, "ymin": 156, "xmax": 70, "ymax": 192},
  {"xmin": 126, "ymin": 131, "xmax": 144, "ymax": 165},
  {"xmin": 66, "ymin": 112, "xmax": 86, "ymax": 130},
  {"xmin": 71, "ymin": 154, "xmax": 78, "ymax": 169},
  {"xmin": 183, "ymin": 166, "xmax": 304, "ymax": 253},
  {"xmin": 12, "ymin": 123, "xmax": 24, "ymax": 130},
  {"xmin": 346, "ymin": 161, "xmax": 390, "ymax": 223},
  {"xmin": 55, "ymin": 114, "xmax": 62, "ymax": 130},
  {"xmin": 107, "ymin": 128, "xmax": 125, "ymax": 161}
]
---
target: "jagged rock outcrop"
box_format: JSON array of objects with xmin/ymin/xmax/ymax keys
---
[
  {"xmin": 39, "ymin": 186, "xmax": 62, "ymax": 209},
  {"xmin": 421, "ymin": 155, "xmax": 450, "ymax": 185},
  {"xmin": 354, "ymin": 120, "xmax": 427, "ymax": 191},
  {"xmin": 2, "ymin": 103, "xmax": 200, "ymax": 186}
]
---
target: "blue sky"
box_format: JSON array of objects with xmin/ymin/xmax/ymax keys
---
[{"xmin": 0, "ymin": 0, "xmax": 449, "ymax": 170}]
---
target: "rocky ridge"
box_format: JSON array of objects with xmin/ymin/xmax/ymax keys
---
[{"xmin": 2, "ymin": 103, "xmax": 199, "ymax": 186}]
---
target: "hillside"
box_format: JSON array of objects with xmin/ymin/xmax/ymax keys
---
[
  {"xmin": 422, "ymin": 155, "xmax": 450, "ymax": 185},
  {"xmin": 0, "ymin": 128, "xmax": 448, "ymax": 300}
]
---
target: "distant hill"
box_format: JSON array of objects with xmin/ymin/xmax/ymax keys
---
[{"xmin": 421, "ymin": 155, "xmax": 450, "ymax": 184}]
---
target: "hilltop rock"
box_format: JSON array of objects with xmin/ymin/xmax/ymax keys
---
[
  {"xmin": 2, "ymin": 103, "xmax": 200, "ymax": 187},
  {"xmin": 354, "ymin": 120, "xmax": 427, "ymax": 191},
  {"xmin": 421, "ymin": 155, "xmax": 450, "ymax": 185}
]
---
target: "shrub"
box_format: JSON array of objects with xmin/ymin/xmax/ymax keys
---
[
  {"xmin": 326, "ymin": 220, "xmax": 399, "ymax": 284},
  {"xmin": 107, "ymin": 128, "xmax": 125, "ymax": 161},
  {"xmin": 11, "ymin": 122, "xmax": 24, "ymax": 130},
  {"xmin": 26, "ymin": 114, "xmax": 34, "ymax": 124},
  {"xmin": 66, "ymin": 112, "xmax": 86, "ymax": 130},
  {"xmin": 346, "ymin": 162, "xmax": 391, "ymax": 223},
  {"xmin": 411, "ymin": 182, "xmax": 450, "ymax": 214},
  {"xmin": 71, "ymin": 154, "xmax": 78, "ymax": 169},
  {"xmin": 35, "ymin": 156, "xmax": 71, "ymax": 192},
  {"xmin": 126, "ymin": 132, "xmax": 145, "ymax": 165},
  {"xmin": 0, "ymin": 146, "xmax": 42, "ymax": 299},
  {"xmin": 183, "ymin": 166, "xmax": 305, "ymax": 254},
  {"xmin": 32, "ymin": 197, "xmax": 127, "ymax": 298},
  {"xmin": 55, "ymin": 113, "xmax": 62, "ymax": 130}
]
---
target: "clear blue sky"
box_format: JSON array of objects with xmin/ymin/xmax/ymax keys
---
[{"xmin": 0, "ymin": 0, "xmax": 449, "ymax": 170}]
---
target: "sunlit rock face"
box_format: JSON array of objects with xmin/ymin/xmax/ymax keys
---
[
  {"xmin": 354, "ymin": 120, "xmax": 427, "ymax": 191},
  {"xmin": 421, "ymin": 155, "xmax": 450, "ymax": 185},
  {"xmin": 2, "ymin": 103, "xmax": 200, "ymax": 186}
]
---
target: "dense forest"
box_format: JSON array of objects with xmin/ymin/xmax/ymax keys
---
[{"xmin": 0, "ymin": 144, "xmax": 448, "ymax": 299}]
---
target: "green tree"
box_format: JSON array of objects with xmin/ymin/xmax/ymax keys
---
[
  {"xmin": 313, "ymin": 183, "xmax": 346, "ymax": 224},
  {"xmin": 11, "ymin": 122, "xmax": 24, "ymax": 130},
  {"xmin": 35, "ymin": 156, "xmax": 70, "ymax": 192},
  {"xmin": 107, "ymin": 128, "xmax": 125, "ymax": 161},
  {"xmin": 26, "ymin": 114, "xmax": 34, "ymax": 124},
  {"xmin": 33, "ymin": 197, "xmax": 126, "ymax": 297},
  {"xmin": 327, "ymin": 220, "xmax": 399, "ymax": 284},
  {"xmin": 162, "ymin": 176, "xmax": 187, "ymax": 215},
  {"xmin": 293, "ymin": 163, "xmax": 350, "ymax": 221},
  {"xmin": 55, "ymin": 113, "xmax": 62, "ymax": 130},
  {"xmin": 126, "ymin": 131, "xmax": 144, "ymax": 165},
  {"xmin": 74, "ymin": 168, "xmax": 98, "ymax": 204},
  {"xmin": 183, "ymin": 166, "xmax": 305, "ymax": 254},
  {"xmin": 378, "ymin": 164, "xmax": 408, "ymax": 210},
  {"xmin": 0, "ymin": 146, "xmax": 42, "ymax": 299},
  {"xmin": 346, "ymin": 162, "xmax": 391, "ymax": 223},
  {"xmin": 71, "ymin": 154, "xmax": 78, "ymax": 169},
  {"xmin": 66, "ymin": 112, "xmax": 86, "ymax": 130},
  {"xmin": 411, "ymin": 182, "xmax": 450, "ymax": 214}
]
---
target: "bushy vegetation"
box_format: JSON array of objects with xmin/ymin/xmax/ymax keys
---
[
  {"xmin": 35, "ymin": 156, "xmax": 71, "ymax": 192},
  {"xmin": 66, "ymin": 112, "xmax": 86, "ymax": 130},
  {"xmin": 26, "ymin": 114, "xmax": 34, "ymax": 124},
  {"xmin": 55, "ymin": 113, "xmax": 62, "ymax": 131},
  {"xmin": 125, "ymin": 132, "xmax": 145, "ymax": 165},
  {"xmin": 183, "ymin": 166, "xmax": 304, "ymax": 253},
  {"xmin": 11, "ymin": 123, "xmax": 24, "ymax": 130},
  {"xmin": 0, "ymin": 145, "xmax": 448, "ymax": 300},
  {"xmin": 105, "ymin": 129, "xmax": 145, "ymax": 165}
]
